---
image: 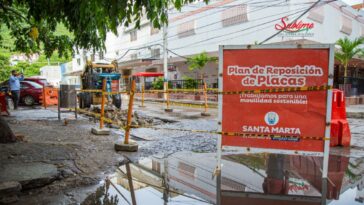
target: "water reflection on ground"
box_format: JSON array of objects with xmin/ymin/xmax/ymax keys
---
[{"xmin": 82, "ymin": 152, "xmax": 364, "ymax": 205}]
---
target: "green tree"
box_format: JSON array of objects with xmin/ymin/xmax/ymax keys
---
[
  {"xmin": 0, "ymin": 55, "xmax": 12, "ymax": 81},
  {"xmin": 1, "ymin": 0, "xmax": 207, "ymax": 143},
  {"xmin": 187, "ymin": 51, "xmax": 217, "ymax": 82},
  {"xmin": 152, "ymin": 77, "xmax": 164, "ymax": 90},
  {"xmin": 0, "ymin": 0, "xmax": 206, "ymax": 58},
  {"xmin": 335, "ymin": 37, "xmax": 364, "ymax": 84}
]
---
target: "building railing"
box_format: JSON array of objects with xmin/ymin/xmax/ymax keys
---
[
  {"xmin": 335, "ymin": 77, "xmax": 364, "ymax": 96},
  {"xmin": 168, "ymin": 79, "xmax": 204, "ymax": 89},
  {"xmin": 143, "ymin": 79, "xmax": 218, "ymax": 90}
]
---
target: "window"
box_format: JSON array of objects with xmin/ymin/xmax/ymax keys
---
[
  {"xmin": 308, "ymin": 6, "xmax": 324, "ymax": 23},
  {"xmin": 116, "ymin": 51, "xmax": 119, "ymax": 56},
  {"xmin": 77, "ymin": 58, "xmax": 81, "ymax": 66},
  {"xmin": 221, "ymin": 4, "xmax": 248, "ymax": 27},
  {"xmin": 130, "ymin": 53, "xmax": 138, "ymax": 60},
  {"xmin": 91, "ymin": 54, "xmax": 95, "ymax": 62},
  {"xmin": 99, "ymin": 51, "xmax": 104, "ymax": 60},
  {"xmin": 20, "ymin": 83, "xmax": 29, "ymax": 89},
  {"xmin": 130, "ymin": 30, "xmax": 137, "ymax": 41},
  {"xmin": 150, "ymin": 23, "xmax": 159, "ymax": 35},
  {"xmin": 26, "ymin": 81, "xmax": 43, "ymax": 89},
  {"xmin": 340, "ymin": 15, "xmax": 352, "ymax": 35},
  {"xmin": 151, "ymin": 48, "xmax": 160, "ymax": 59},
  {"xmin": 177, "ymin": 20, "xmax": 195, "ymax": 38}
]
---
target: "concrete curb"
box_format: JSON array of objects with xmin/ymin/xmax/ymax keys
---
[
  {"xmin": 114, "ymin": 141, "xmax": 138, "ymax": 152},
  {"xmin": 347, "ymin": 112, "xmax": 364, "ymax": 119}
]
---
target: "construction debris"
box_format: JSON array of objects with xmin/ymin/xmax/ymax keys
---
[{"xmin": 85, "ymin": 104, "xmax": 162, "ymax": 127}]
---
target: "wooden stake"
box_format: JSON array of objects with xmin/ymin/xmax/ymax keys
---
[
  {"xmin": 141, "ymin": 84, "xmax": 145, "ymax": 107},
  {"xmin": 124, "ymin": 80, "xmax": 136, "ymax": 144},
  {"xmin": 165, "ymin": 82, "xmax": 170, "ymax": 109},
  {"xmin": 204, "ymin": 82, "xmax": 208, "ymax": 113},
  {"xmin": 100, "ymin": 79, "xmax": 106, "ymax": 129}
]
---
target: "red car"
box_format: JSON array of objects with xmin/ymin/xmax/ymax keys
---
[
  {"xmin": 19, "ymin": 81, "xmax": 43, "ymax": 106},
  {"xmin": 0, "ymin": 80, "xmax": 44, "ymax": 107}
]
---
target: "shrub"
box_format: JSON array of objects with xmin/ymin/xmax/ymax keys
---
[{"xmin": 152, "ymin": 77, "xmax": 164, "ymax": 90}]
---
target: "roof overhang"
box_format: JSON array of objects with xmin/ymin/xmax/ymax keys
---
[
  {"xmin": 63, "ymin": 70, "xmax": 83, "ymax": 76},
  {"xmin": 132, "ymin": 72, "xmax": 164, "ymax": 77},
  {"xmin": 117, "ymin": 58, "xmax": 156, "ymax": 70}
]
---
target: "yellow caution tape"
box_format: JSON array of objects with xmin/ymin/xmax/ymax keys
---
[
  {"xmin": 78, "ymin": 89, "xmax": 128, "ymax": 94},
  {"xmin": 78, "ymin": 85, "xmax": 331, "ymax": 95},
  {"xmin": 216, "ymin": 85, "xmax": 332, "ymax": 95},
  {"xmin": 134, "ymin": 99, "xmax": 217, "ymax": 109},
  {"xmin": 74, "ymin": 108, "xmax": 328, "ymax": 141},
  {"xmin": 78, "ymin": 89, "xmax": 103, "ymax": 93}
]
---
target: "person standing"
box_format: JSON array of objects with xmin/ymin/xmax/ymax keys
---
[{"xmin": 9, "ymin": 70, "xmax": 24, "ymax": 109}]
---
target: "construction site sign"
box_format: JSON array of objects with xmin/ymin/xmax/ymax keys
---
[{"xmin": 218, "ymin": 45, "xmax": 334, "ymax": 154}]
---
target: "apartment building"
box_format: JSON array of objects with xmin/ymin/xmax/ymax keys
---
[{"xmin": 72, "ymin": 0, "xmax": 364, "ymax": 94}]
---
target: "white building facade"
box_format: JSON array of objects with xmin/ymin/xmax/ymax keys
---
[
  {"xmin": 74, "ymin": 0, "xmax": 364, "ymax": 92},
  {"xmin": 40, "ymin": 65, "xmax": 62, "ymax": 87}
]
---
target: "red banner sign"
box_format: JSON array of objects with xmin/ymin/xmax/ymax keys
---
[{"xmin": 220, "ymin": 46, "xmax": 332, "ymax": 153}]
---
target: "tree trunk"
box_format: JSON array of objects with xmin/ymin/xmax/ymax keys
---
[
  {"xmin": 344, "ymin": 64, "xmax": 348, "ymax": 84},
  {"xmin": 0, "ymin": 116, "xmax": 16, "ymax": 143}
]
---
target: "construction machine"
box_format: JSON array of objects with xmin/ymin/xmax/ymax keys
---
[{"xmin": 79, "ymin": 62, "xmax": 122, "ymax": 108}]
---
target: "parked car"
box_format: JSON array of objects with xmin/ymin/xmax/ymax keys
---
[
  {"xmin": 24, "ymin": 77, "xmax": 49, "ymax": 87},
  {"xmin": 0, "ymin": 81, "xmax": 43, "ymax": 106},
  {"xmin": 20, "ymin": 81, "xmax": 43, "ymax": 105}
]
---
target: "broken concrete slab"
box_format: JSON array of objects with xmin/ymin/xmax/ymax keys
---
[
  {"xmin": 347, "ymin": 112, "xmax": 364, "ymax": 119},
  {"xmin": 0, "ymin": 162, "xmax": 59, "ymax": 190},
  {"xmin": 0, "ymin": 195, "xmax": 19, "ymax": 204},
  {"xmin": 164, "ymin": 108, "xmax": 173, "ymax": 112},
  {"xmin": 114, "ymin": 141, "xmax": 138, "ymax": 152},
  {"xmin": 201, "ymin": 112, "xmax": 211, "ymax": 117},
  {"xmin": 0, "ymin": 181, "xmax": 21, "ymax": 195},
  {"xmin": 91, "ymin": 127, "xmax": 110, "ymax": 135}
]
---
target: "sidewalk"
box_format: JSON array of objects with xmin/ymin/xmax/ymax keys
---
[{"xmin": 346, "ymin": 105, "xmax": 364, "ymax": 118}]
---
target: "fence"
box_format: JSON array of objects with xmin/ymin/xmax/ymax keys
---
[
  {"xmin": 74, "ymin": 81, "xmax": 332, "ymax": 150},
  {"xmin": 143, "ymin": 79, "xmax": 218, "ymax": 91}
]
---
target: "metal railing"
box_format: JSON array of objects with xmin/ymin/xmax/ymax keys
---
[{"xmin": 335, "ymin": 77, "xmax": 364, "ymax": 96}]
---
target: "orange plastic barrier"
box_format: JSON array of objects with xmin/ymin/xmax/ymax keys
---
[
  {"xmin": 330, "ymin": 89, "xmax": 351, "ymax": 147},
  {"xmin": 39, "ymin": 87, "xmax": 59, "ymax": 108}
]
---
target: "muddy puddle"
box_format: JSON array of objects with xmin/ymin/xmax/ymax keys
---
[{"xmin": 81, "ymin": 151, "xmax": 364, "ymax": 205}]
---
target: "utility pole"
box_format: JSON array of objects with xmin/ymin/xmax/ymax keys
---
[{"xmin": 163, "ymin": 7, "xmax": 169, "ymax": 101}]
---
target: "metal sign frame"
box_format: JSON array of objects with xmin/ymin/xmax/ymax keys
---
[{"xmin": 217, "ymin": 44, "xmax": 334, "ymax": 180}]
